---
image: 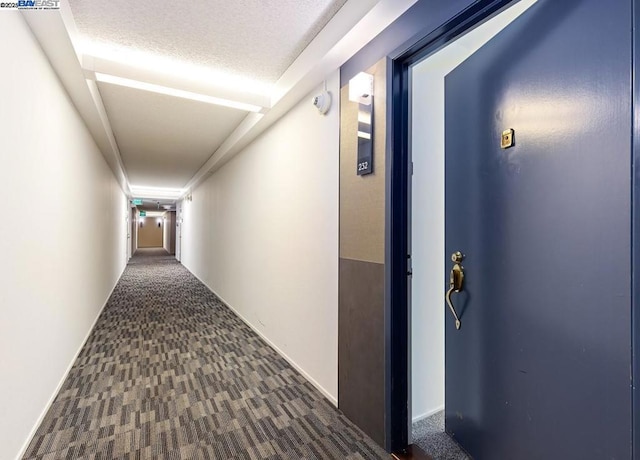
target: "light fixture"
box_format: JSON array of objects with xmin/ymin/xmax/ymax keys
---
[
  {"xmin": 79, "ymin": 40, "xmax": 272, "ymax": 96},
  {"xmin": 129, "ymin": 186, "xmax": 184, "ymax": 200},
  {"xmin": 348, "ymin": 72, "xmax": 374, "ymax": 105},
  {"xmin": 95, "ymin": 73, "xmax": 262, "ymax": 113},
  {"xmin": 357, "ymin": 110, "xmax": 371, "ymax": 125},
  {"xmin": 349, "ymin": 72, "xmax": 374, "ymax": 176}
]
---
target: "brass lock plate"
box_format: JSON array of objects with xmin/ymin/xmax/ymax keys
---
[{"xmin": 501, "ymin": 129, "xmax": 514, "ymax": 149}]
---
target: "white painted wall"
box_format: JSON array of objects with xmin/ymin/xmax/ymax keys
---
[
  {"xmin": 410, "ymin": 56, "xmax": 446, "ymax": 423},
  {"xmin": 410, "ymin": 0, "xmax": 537, "ymax": 424},
  {"xmin": 181, "ymin": 72, "xmax": 340, "ymax": 403},
  {"xmin": 0, "ymin": 12, "xmax": 128, "ymax": 460}
]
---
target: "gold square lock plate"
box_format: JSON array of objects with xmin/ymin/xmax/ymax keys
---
[{"xmin": 501, "ymin": 129, "xmax": 514, "ymax": 149}]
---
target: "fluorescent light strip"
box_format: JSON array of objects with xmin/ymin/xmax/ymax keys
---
[
  {"xmin": 80, "ymin": 40, "xmax": 272, "ymax": 96},
  {"xmin": 357, "ymin": 131, "xmax": 371, "ymax": 140},
  {"xmin": 95, "ymin": 73, "xmax": 262, "ymax": 113},
  {"xmin": 130, "ymin": 186, "xmax": 184, "ymax": 199}
]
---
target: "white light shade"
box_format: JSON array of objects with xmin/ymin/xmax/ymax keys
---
[
  {"xmin": 95, "ymin": 73, "xmax": 262, "ymax": 113},
  {"xmin": 349, "ymin": 72, "xmax": 374, "ymax": 105}
]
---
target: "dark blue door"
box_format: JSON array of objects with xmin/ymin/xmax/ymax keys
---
[{"xmin": 444, "ymin": 1, "xmax": 632, "ymax": 458}]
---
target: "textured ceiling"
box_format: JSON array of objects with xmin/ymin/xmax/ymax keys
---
[
  {"xmin": 98, "ymin": 82, "xmax": 246, "ymax": 189},
  {"xmin": 68, "ymin": 0, "xmax": 348, "ymax": 86}
]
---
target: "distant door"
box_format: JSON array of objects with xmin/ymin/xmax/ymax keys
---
[
  {"xmin": 138, "ymin": 217, "xmax": 163, "ymax": 247},
  {"xmin": 130, "ymin": 207, "xmax": 136, "ymax": 257},
  {"xmin": 176, "ymin": 204, "xmax": 182, "ymax": 262},
  {"xmin": 443, "ymin": 0, "xmax": 631, "ymax": 458},
  {"xmin": 170, "ymin": 211, "xmax": 177, "ymax": 255}
]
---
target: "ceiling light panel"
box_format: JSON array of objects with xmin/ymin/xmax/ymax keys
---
[
  {"xmin": 130, "ymin": 186, "xmax": 184, "ymax": 199},
  {"xmin": 95, "ymin": 73, "xmax": 262, "ymax": 112},
  {"xmin": 80, "ymin": 40, "xmax": 273, "ymax": 97}
]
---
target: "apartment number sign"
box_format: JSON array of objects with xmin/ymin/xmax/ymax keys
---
[{"xmin": 356, "ymin": 101, "xmax": 373, "ymax": 176}]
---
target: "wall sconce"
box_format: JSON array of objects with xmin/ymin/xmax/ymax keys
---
[
  {"xmin": 349, "ymin": 72, "xmax": 374, "ymax": 176},
  {"xmin": 349, "ymin": 72, "xmax": 373, "ymax": 104}
]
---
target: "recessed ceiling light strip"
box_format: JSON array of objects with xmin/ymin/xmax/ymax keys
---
[
  {"xmin": 130, "ymin": 186, "xmax": 185, "ymax": 200},
  {"xmin": 95, "ymin": 73, "xmax": 262, "ymax": 113}
]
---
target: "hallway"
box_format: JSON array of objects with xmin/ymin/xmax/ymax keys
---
[{"xmin": 23, "ymin": 249, "xmax": 387, "ymax": 459}]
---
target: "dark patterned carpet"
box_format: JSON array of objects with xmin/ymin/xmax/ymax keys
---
[{"xmin": 23, "ymin": 248, "xmax": 388, "ymax": 459}]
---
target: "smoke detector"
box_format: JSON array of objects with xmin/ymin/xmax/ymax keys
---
[{"xmin": 312, "ymin": 90, "xmax": 331, "ymax": 115}]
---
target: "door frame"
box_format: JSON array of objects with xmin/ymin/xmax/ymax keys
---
[
  {"xmin": 632, "ymin": 0, "xmax": 640, "ymax": 457},
  {"xmin": 386, "ymin": 0, "xmax": 639, "ymax": 454},
  {"xmin": 130, "ymin": 206, "xmax": 136, "ymax": 258}
]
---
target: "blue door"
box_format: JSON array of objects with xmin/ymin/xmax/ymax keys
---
[{"xmin": 444, "ymin": 1, "xmax": 632, "ymax": 458}]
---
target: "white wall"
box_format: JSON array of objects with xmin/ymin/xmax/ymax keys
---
[
  {"xmin": 181, "ymin": 72, "xmax": 340, "ymax": 402},
  {"xmin": 410, "ymin": 56, "xmax": 446, "ymax": 422},
  {"xmin": 0, "ymin": 13, "xmax": 128, "ymax": 460},
  {"xmin": 410, "ymin": 0, "xmax": 537, "ymax": 424}
]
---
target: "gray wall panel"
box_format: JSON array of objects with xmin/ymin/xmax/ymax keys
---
[{"xmin": 338, "ymin": 258, "xmax": 386, "ymax": 447}]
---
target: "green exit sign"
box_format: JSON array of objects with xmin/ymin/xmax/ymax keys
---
[
  {"xmin": 132, "ymin": 199, "xmax": 143, "ymax": 205},
  {"xmin": 139, "ymin": 211, "xmax": 147, "ymax": 217}
]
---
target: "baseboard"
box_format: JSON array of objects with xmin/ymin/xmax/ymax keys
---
[
  {"xmin": 14, "ymin": 264, "xmax": 126, "ymax": 460},
  {"xmin": 186, "ymin": 269, "xmax": 338, "ymax": 407},
  {"xmin": 412, "ymin": 405, "xmax": 444, "ymax": 424}
]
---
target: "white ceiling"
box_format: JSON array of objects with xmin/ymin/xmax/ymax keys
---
[
  {"xmin": 68, "ymin": 0, "xmax": 348, "ymax": 85},
  {"xmin": 64, "ymin": 0, "xmax": 350, "ymax": 199},
  {"xmin": 98, "ymin": 82, "xmax": 245, "ymax": 189},
  {"xmin": 23, "ymin": 0, "xmax": 419, "ymax": 202}
]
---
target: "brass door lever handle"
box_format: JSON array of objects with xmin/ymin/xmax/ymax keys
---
[{"xmin": 446, "ymin": 251, "xmax": 464, "ymax": 330}]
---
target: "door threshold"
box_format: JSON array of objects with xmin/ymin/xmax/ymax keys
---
[{"xmin": 391, "ymin": 444, "xmax": 434, "ymax": 460}]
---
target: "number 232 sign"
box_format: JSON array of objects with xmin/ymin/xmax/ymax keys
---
[{"xmin": 357, "ymin": 135, "xmax": 373, "ymax": 176}]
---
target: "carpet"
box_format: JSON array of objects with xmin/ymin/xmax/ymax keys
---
[
  {"xmin": 23, "ymin": 249, "xmax": 388, "ymax": 459},
  {"xmin": 412, "ymin": 411, "xmax": 469, "ymax": 460}
]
